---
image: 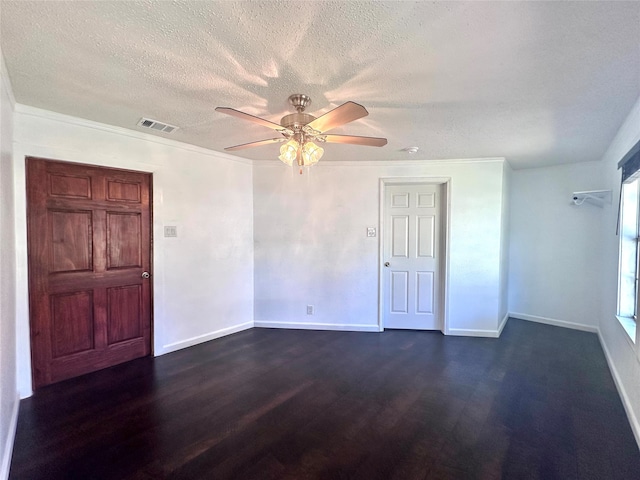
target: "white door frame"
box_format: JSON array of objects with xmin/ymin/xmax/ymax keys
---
[{"xmin": 378, "ymin": 177, "xmax": 451, "ymax": 333}]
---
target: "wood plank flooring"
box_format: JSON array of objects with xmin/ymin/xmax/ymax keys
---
[{"xmin": 9, "ymin": 319, "xmax": 640, "ymax": 479}]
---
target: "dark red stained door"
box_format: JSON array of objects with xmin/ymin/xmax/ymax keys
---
[{"xmin": 26, "ymin": 157, "xmax": 152, "ymax": 389}]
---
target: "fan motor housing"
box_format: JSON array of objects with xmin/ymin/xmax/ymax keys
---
[{"xmin": 280, "ymin": 112, "xmax": 316, "ymax": 130}]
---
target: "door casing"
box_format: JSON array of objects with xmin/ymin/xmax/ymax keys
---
[{"xmin": 378, "ymin": 177, "xmax": 450, "ymax": 333}]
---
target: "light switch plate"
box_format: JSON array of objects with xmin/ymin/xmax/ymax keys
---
[
  {"xmin": 367, "ymin": 227, "xmax": 376, "ymax": 237},
  {"xmin": 164, "ymin": 226, "xmax": 178, "ymax": 237}
]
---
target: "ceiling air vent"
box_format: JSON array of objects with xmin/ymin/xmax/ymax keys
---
[{"xmin": 137, "ymin": 118, "xmax": 178, "ymax": 134}]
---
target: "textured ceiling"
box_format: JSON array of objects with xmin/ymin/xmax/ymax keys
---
[{"xmin": 1, "ymin": 0, "xmax": 639, "ymax": 169}]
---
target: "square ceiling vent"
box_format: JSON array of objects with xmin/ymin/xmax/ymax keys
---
[{"xmin": 137, "ymin": 117, "xmax": 179, "ymax": 134}]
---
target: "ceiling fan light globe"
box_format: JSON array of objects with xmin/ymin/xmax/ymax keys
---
[
  {"xmin": 302, "ymin": 142, "xmax": 324, "ymax": 166},
  {"xmin": 279, "ymin": 139, "xmax": 299, "ymax": 166}
]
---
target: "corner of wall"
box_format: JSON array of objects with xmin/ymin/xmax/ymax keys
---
[
  {"xmin": 498, "ymin": 160, "xmax": 512, "ymax": 325},
  {"xmin": 0, "ymin": 393, "xmax": 19, "ymax": 480},
  {"xmin": 0, "ymin": 51, "xmax": 16, "ymax": 112},
  {"xmin": 249, "ymin": 161, "xmax": 256, "ymax": 326},
  {"xmin": 0, "ymin": 43, "xmax": 19, "ymax": 480}
]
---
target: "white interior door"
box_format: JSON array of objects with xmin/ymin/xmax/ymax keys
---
[{"xmin": 382, "ymin": 183, "xmax": 443, "ymax": 330}]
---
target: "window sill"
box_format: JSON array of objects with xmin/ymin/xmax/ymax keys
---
[{"xmin": 616, "ymin": 315, "xmax": 637, "ymax": 346}]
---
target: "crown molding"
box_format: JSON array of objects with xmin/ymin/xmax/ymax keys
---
[
  {"xmin": 13, "ymin": 104, "xmax": 253, "ymax": 166},
  {"xmin": 251, "ymin": 157, "xmax": 507, "ymax": 168},
  {"xmin": 0, "ymin": 50, "xmax": 16, "ymax": 110}
]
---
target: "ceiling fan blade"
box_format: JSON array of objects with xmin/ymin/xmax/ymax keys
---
[
  {"xmin": 306, "ymin": 102, "xmax": 369, "ymax": 133},
  {"xmin": 322, "ymin": 134, "xmax": 387, "ymax": 147},
  {"xmin": 224, "ymin": 138, "xmax": 285, "ymax": 151},
  {"xmin": 215, "ymin": 107, "xmax": 292, "ymax": 134}
]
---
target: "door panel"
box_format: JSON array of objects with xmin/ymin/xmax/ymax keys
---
[
  {"xmin": 383, "ymin": 183, "xmax": 443, "ymax": 330},
  {"xmin": 106, "ymin": 179, "xmax": 141, "ymax": 202},
  {"xmin": 417, "ymin": 192, "xmax": 435, "ymax": 208},
  {"xmin": 49, "ymin": 173, "xmax": 91, "ymax": 198},
  {"xmin": 49, "ymin": 210, "xmax": 93, "ymax": 272},
  {"xmin": 416, "ymin": 272, "xmax": 434, "ymax": 314},
  {"xmin": 50, "ymin": 291, "xmax": 95, "ymax": 357},
  {"xmin": 391, "ymin": 271, "xmax": 409, "ymax": 313},
  {"xmin": 107, "ymin": 212, "xmax": 142, "ymax": 269},
  {"xmin": 391, "ymin": 216, "xmax": 409, "ymax": 257},
  {"xmin": 392, "ymin": 193, "xmax": 409, "ymax": 208},
  {"xmin": 27, "ymin": 157, "xmax": 152, "ymax": 388},
  {"xmin": 107, "ymin": 285, "xmax": 142, "ymax": 344},
  {"xmin": 417, "ymin": 216, "xmax": 435, "ymax": 258}
]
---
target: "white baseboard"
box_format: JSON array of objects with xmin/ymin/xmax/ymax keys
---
[
  {"xmin": 1, "ymin": 393, "xmax": 19, "ymax": 480},
  {"xmin": 509, "ymin": 312, "xmax": 598, "ymax": 333},
  {"xmin": 447, "ymin": 328, "xmax": 501, "ymax": 338},
  {"xmin": 254, "ymin": 321, "xmax": 380, "ymax": 333},
  {"xmin": 158, "ymin": 321, "xmax": 254, "ymax": 355},
  {"xmin": 597, "ymin": 330, "xmax": 640, "ymax": 449}
]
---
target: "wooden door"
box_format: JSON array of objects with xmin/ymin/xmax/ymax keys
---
[
  {"xmin": 382, "ymin": 183, "xmax": 443, "ymax": 330},
  {"xmin": 27, "ymin": 158, "xmax": 152, "ymax": 389}
]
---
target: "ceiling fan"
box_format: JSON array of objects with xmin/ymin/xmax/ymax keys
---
[{"xmin": 216, "ymin": 94, "xmax": 387, "ymax": 173}]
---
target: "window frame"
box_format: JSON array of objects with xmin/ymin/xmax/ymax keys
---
[
  {"xmin": 616, "ymin": 139, "xmax": 640, "ymax": 344},
  {"xmin": 618, "ymin": 179, "xmax": 640, "ymax": 323}
]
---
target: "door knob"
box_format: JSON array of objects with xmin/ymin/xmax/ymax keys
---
[
  {"xmin": 384, "ymin": 262, "xmax": 390, "ymax": 267},
  {"xmin": 141, "ymin": 271, "xmax": 150, "ymax": 279}
]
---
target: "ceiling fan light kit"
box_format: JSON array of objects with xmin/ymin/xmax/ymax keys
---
[
  {"xmin": 216, "ymin": 94, "xmax": 387, "ymax": 174},
  {"xmin": 279, "ymin": 140, "xmax": 324, "ymax": 167}
]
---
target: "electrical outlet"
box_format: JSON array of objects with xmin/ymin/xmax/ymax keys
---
[
  {"xmin": 367, "ymin": 227, "xmax": 376, "ymax": 237},
  {"xmin": 306, "ymin": 305, "xmax": 314, "ymax": 315}
]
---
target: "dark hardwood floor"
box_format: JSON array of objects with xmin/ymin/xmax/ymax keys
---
[{"xmin": 10, "ymin": 319, "xmax": 640, "ymax": 479}]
